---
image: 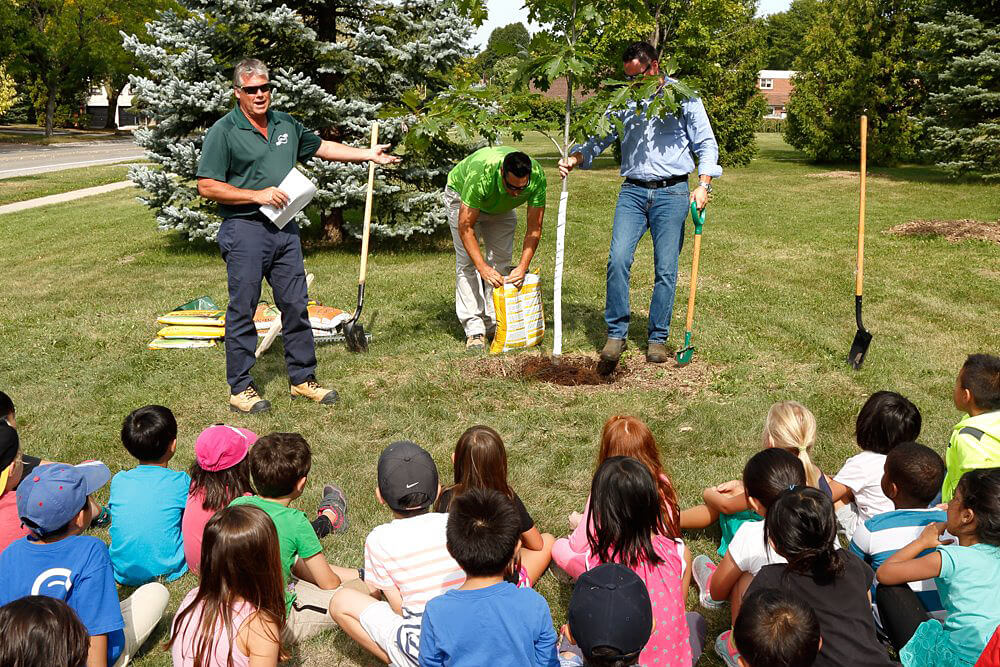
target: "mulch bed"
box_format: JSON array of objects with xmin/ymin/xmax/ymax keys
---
[{"xmin": 888, "ymin": 219, "xmax": 1000, "ymax": 245}]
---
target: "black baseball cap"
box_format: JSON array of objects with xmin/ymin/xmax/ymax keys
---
[
  {"xmin": 568, "ymin": 563, "xmax": 653, "ymax": 658},
  {"xmin": 377, "ymin": 440, "xmax": 438, "ymax": 511},
  {"xmin": 0, "ymin": 423, "xmax": 19, "ymax": 472}
]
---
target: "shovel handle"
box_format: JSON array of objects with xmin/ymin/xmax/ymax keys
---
[
  {"xmin": 359, "ymin": 123, "xmax": 379, "ymax": 285},
  {"xmin": 856, "ymin": 115, "xmax": 867, "ymax": 297},
  {"xmin": 685, "ymin": 203, "xmax": 705, "ymax": 332}
]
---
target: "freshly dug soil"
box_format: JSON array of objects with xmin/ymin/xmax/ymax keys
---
[
  {"xmin": 888, "ymin": 219, "xmax": 1000, "ymax": 245},
  {"xmin": 519, "ymin": 355, "xmax": 613, "ymax": 386}
]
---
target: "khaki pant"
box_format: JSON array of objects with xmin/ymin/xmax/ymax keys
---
[
  {"xmin": 445, "ymin": 188, "xmax": 517, "ymax": 338},
  {"xmin": 113, "ymin": 582, "xmax": 169, "ymax": 667},
  {"xmin": 284, "ymin": 577, "xmax": 369, "ymax": 643}
]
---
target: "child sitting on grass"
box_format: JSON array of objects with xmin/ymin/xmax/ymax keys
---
[
  {"xmin": 0, "ymin": 463, "xmax": 169, "ymax": 667},
  {"xmin": 732, "ymin": 588, "xmax": 820, "ymax": 667},
  {"xmin": 744, "ymin": 487, "xmax": 895, "ymax": 667},
  {"xmin": 828, "ymin": 391, "xmax": 922, "ymax": 538},
  {"xmin": 182, "ymin": 424, "xmax": 257, "ymax": 574},
  {"xmin": 229, "ymin": 432, "xmax": 357, "ymax": 643},
  {"xmin": 0, "ymin": 596, "xmax": 90, "ymax": 667},
  {"xmin": 558, "ymin": 563, "xmax": 653, "ymax": 667},
  {"xmin": 692, "ymin": 448, "xmax": 806, "ymax": 648},
  {"xmin": 420, "ymin": 487, "xmax": 559, "ymax": 666},
  {"xmin": 109, "ymin": 405, "xmax": 190, "ymax": 584},
  {"xmin": 170, "ymin": 505, "xmax": 288, "ymax": 667},
  {"xmin": 850, "ymin": 442, "xmax": 947, "ymax": 619},
  {"xmin": 680, "ymin": 401, "xmax": 830, "ymax": 555},
  {"xmin": 876, "ymin": 468, "xmax": 1000, "ymax": 666},
  {"xmin": 553, "ymin": 415, "xmax": 681, "ymax": 580},
  {"xmin": 942, "ymin": 353, "xmax": 1000, "ymax": 503},
  {"xmin": 331, "ymin": 440, "xmax": 466, "ymax": 667},
  {"xmin": 436, "ymin": 425, "xmax": 555, "ymax": 587}
]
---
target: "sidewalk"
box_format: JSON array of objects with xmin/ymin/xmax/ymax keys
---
[{"xmin": 0, "ymin": 181, "xmax": 134, "ymax": 215}]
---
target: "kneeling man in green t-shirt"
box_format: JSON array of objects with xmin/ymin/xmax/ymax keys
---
[{"xmin": 445, "ymin": 148, "xmax": 546, "ymax": 352}]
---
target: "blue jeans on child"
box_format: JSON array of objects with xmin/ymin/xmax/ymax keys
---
[{"xmin": 605, "ymin": 180, "xmax": 690, "ymax": 343}]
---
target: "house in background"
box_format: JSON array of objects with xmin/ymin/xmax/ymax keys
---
[
  {"xmin": 758, "ymin": 70, "xmax": 795, "ymax": 119},
  {"xmin": 86, "ymin": 84, "xmax": 141, "ymax": 129}
]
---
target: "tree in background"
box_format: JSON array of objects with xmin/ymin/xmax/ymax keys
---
[
  {"xmin": 759, "ymin": 0, "xmax": 821, "ymax": 70},
  {"xmin": 125, "ymin": 0, "xmax": 474, "ymax": 242},
  {"xmin": 783, "ymin": 0, "xmax": 922, "ymax": 164},
  {"xmin": 915, "ymin": 0, "xmax": 1000, "ymax": 180},
  {"xmin": 0, "ymin": 66, "xmax": 16, "ymax": 119},
  {"xmin": 474, "ymin": 22, "xmax": 531, "ymax": 84}
]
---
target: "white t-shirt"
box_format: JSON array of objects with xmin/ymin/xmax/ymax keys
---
[
  {"xmin": 363, "ymin": 512, "xmax": 466, "ymax": 613},
  {"xmin": 727, "ymin": 520, "xmax": 787, "ymax": 575},
  {"xmin": 834, "ymin": 451, "xmax": 893, "ymax": 522}
]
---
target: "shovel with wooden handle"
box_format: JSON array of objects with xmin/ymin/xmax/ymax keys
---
[
  {"xmin": 340, "ymin": 122, "xmax": 379, "ymax": 353},
  {"xmin": 848, "ymin": 115, "xmax": 872, "ymax": 370},
  {"xmin": 675, "ymin": 201, "xmax": 706, "ymax": 366}
]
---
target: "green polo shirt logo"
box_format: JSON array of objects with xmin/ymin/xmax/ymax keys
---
[{"xmin": 196, "ymin": 106, "xmax": 323, "ymax": 219}]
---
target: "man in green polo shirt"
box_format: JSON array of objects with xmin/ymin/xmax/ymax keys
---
[
  {"xmin": 446, "ymin": 147, "xmax": 546, "ymax": 352},
  {"xmin": 197, "ymin": 57, "xmax": 399, "ymax": 413}
]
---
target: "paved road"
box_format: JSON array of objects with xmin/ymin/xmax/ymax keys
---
[{"xmin": 0, "ymin": 139, "xmax": 146, "ymax": 179}]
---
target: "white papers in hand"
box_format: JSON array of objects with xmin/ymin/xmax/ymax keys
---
[{"xmin": 259, "ymin": 167, "xmax": 317, "ymax": 229}]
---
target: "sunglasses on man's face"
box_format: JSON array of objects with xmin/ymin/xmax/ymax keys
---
[
  {"xmin": 625, "ymin": 62, "xmax": 653, "ymax": 81},
  {"xmin": 239, "ymin": 83, "xmax": 272, "ymax": 95},
  {"xmin": 503, "ymin": 173, "xmax": 528, "ymax": 193}
]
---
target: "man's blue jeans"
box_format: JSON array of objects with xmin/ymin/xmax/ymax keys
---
[{"xmin": 605, "ymin": 181, "xmax": 689, "ymax": 343}]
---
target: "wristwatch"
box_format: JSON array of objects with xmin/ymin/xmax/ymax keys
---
[{"xmin": 696, "ymin": 181, "xmax": 713, "ymax": 194}]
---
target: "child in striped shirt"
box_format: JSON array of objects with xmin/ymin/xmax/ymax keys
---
[
  {"xmin": 850, "ymin": 442, "xmax": 947, "ymax": 619},
  {"xmin": 331, "ymin": 441, "xmax": 466, "ymax": 667}
]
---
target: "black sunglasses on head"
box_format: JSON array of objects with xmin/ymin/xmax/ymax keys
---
[{"xmin": 239, "ymin": 83, "xmax": 272, "ymax": 95}]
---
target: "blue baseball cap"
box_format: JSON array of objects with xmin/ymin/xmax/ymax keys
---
[{"xmin": 16, "ymin": 462, "xmax": 111, "ymax": 536}]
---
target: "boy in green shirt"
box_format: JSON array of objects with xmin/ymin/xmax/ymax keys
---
[
  {"xmin": 230, "ymin": 432, "xmax": 362, "ymax": 641},
  {"xmin": 445, "ymin": 147, "xmax": 546, "ymax": 351},
  {"xmin": 942, "ymin": 353, "xmax": 1000, "ymax": 502}
]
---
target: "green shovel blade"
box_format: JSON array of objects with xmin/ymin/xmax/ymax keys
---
[{"xmin": 675, "ymin": 330, "xmax": 694, "ymax": 364}]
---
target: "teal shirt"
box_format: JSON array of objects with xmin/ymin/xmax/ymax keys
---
[
  {"xmin": 197, "ymin": 106, "xmax": 323, "ymax": 219},
  {"xmin": 935, "ymin": 543, "xmax": 1000, "ymax": 661},
  {"xmin": 446, "ymin": 146, "xmax": 546, "ymax": 215}
]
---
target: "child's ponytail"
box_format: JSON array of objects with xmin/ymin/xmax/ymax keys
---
[
  {"xmin": 762, "ymin": 401, "xmax": 821, "ymax": 489},
  {"xmin": 765, "ymin": 487, "xmax": 845, "ymax": 584}
]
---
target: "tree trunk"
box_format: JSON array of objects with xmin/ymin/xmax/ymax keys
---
[
  {"xmin": 104, "ymin": 82, "xmax": 120, "ymax": 130},
  {"xmin": 322, "ymin": 208, "xmax": 346, "ymax": 244},
  {"xmin": 45, "ymin": 80, "xmax": 56, "ymax": 138}
]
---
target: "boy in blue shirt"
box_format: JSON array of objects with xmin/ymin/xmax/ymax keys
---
[
  {"xmin": 419, "ymin": 487, "xmax": 559, "ymax": 667},
  {"xmin": 0, "ymin": 463, "xmax": 168, "ymax": 666},
  {"xmin": 109, "ymin": 405, "xmax": 189, "ymax": 584}
]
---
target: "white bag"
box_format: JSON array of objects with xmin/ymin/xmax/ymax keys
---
[{"xmin": 490, "ymin": 272, "xmax": 544, "ymax": 354}]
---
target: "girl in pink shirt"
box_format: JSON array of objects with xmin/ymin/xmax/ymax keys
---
[
  {"xmin": 182, "ymin": 425, "xmax": 256, "ymax": 574},
  {"xmin": 170, "ymin": 505, "xmax": 286, "ymax": 667}
]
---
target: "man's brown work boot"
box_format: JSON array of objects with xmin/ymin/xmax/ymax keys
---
[
  {"xmin": 646, "ymin": 342, "xmax": 669, "ymax": 363},
  {"xmin": 290, "ymin": 377, "xmax": 339, "ymax": 405},
  {"xmin": 229, "ymin": 385, "xmax": 271, "ymax": 414},
  {"xmin": 597, "ymin": 338, "xmax": 626, "ymax": 376}
]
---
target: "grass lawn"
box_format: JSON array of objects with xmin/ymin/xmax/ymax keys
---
[
  {"xmin": 0, "ymin": 164, "xmax": 135, "ymax": 206},
  {"xmin": 0, "ymin": 133, "xmax": 998, "ymax": 665}
]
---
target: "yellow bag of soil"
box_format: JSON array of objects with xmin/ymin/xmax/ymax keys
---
[
  {"xmin": 490, "ymin": 272, "xmax": 544, "ymax": 354},
  {"xmin": 156, "ymin": 326, "xmax": 226, "ymax": 340},
  {"xmin": 148, "ymin": 337, "xmax": 217, "ymax": 350},
  {"xmin": 157, "ymin": 310, "xmax": 225, "ymax": 326}
]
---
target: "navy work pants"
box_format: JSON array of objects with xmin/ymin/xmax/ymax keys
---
[{"xmin": 217, "ymin": 216, "xmax": 316, "ymax": 394}]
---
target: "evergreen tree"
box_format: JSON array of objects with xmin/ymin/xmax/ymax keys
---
[
  {"xmin": 783, "ymin": 0, "xmax": 921, "ymax": 164},
  {"xmin": 916, "ymin": 6, "xmax": 1000, "ymax": 180},
  {"xmin": 124, "ymin": 0, "xmax": 473, "ymax": 243}
]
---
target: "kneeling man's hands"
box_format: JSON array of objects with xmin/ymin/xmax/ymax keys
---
[
  {"xmin": 505, "ymin": 265, "xmax": 527, "ymax": 288},
  {"xmin": 478, "ymin": 264, "xmax": 504, "ymax": 288},
  {"xmin": 256, "ymin": 186, "xmax": 290, "ymax": 208}
]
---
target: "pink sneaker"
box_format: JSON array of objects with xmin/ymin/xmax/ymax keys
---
[{"xmin": 693, "ymin": 555, "xmax": 724, "ymax": 609}]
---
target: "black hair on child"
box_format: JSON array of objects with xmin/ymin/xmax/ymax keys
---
[
  {"xmin": 587, "ymin": 456, "xmax": 666, "ymax": 570},
  {"xmin": 955, "ymin": 468, "xmax": 1000, "ymax": 547},
  {"xmin": 502, "ymin": 151, "xmax": 532, "ymax": 179},
  {"xmin": 960, "ymin": 354, "xmax": 1000, "ymax": 411},
  {"xmin": 855, "ymin": 391, "xmax": 921, "ymax": 454},
  {"xmin": 734, "ymin": 588, "xmax": 820, "ymax": 667},
  {"xmin": 743, "ymin": 448, "xmax": 807, "ymax": 510},
  {"xmin": 0, "ymin": 391, "xmax": 13, "ymax": 419},
  {"xmin": 120, "ymin": 405, "xmax": 177, "ymax": 462},
  {"xmin": 188, "ymin": 458, "xmax": 255, "ymax": 512},
  {"xmin": 884, "ymin": 442, "xmax": 946, "ymax": 506},
  {"xmin": 622, "ymin": 41, "xmax": 657, "ymax": 64},
  {"xmin": 765, "ymin": 486, "xmax": 845, "ymax": 584},
  {"xmin": 248, "ymin": 432, "xmax": 311, "ymax": 498},
  {"xmin": 445, "ymin": 487, "xmax": 520, "ymax": 577},
  {"xmin": 584, "ymin": 647, "xmax": 643, "ymax": 667},
  {"xmin": 0, "ymin": 596, "xmax": 89, "ymax": 667}
]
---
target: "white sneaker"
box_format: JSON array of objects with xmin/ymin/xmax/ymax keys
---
[{"xmin": 693, "ymin": 555, "xmax": 724, "ymax": 609}]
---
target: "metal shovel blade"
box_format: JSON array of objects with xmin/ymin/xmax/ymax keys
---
[
  {"xmin": 848, "ymin": 328, "xmax": 872, "ymax": 370},
  {"xmin": 342, "ymin": 318, "xmax": 368, "ymax": 353}
]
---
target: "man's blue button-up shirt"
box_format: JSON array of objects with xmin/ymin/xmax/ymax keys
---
[{"xmin": 570, "ymin": 83, "xmax": 723, "ymax": 181}]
